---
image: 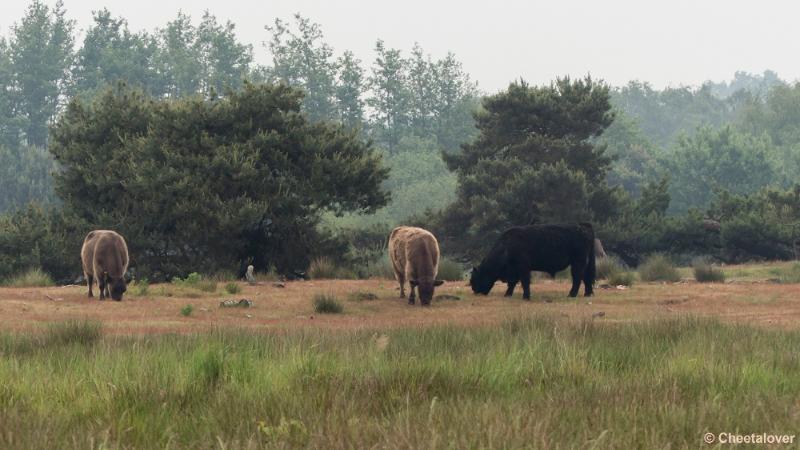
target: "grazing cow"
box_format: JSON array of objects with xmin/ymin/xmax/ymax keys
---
[
  {"xmin": 470, "ymin": 223, "xmax": 596, "ymax": 300},
  {"xmin": 388, "ymin": 226, "xmax": 444, "ymax": 306},
  {"xmin": 81, "ymin": 230, "xmax": 130, "ymax": 301}
]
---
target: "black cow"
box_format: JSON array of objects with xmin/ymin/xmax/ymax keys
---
[{"xmin": 470, "ymin": 223, "xmax": 596, "ymax": 300}]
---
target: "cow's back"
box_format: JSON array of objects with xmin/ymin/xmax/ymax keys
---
[
  {"xmin": 388, "ymin": 226, "xmax": 439, "ymax": 280},
  {"xmin": 82, "ymin": 230, "xmax": 129, "ymax": 278},
  {"xmin": 500, "ymin": 224, "xmax": 593, "ymax": 274}
]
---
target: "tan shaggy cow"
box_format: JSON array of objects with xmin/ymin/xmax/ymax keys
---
[
  {"xmin": 388, "ymin": 226, "xmax": 443, "ymax": 306},
  {"xmin": 81, "ymin": 230, "xmax": 130, "ymax": 301}
]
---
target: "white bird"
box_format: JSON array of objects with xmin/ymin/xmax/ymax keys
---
[{"xmin": 245, "ymin": 265, "xmax": 256, "ymax": 285}]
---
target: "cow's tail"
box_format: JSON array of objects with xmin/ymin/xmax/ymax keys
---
[
  {"xmin": 587, "ymin": 235, "xmax": 597, "ymax": 286},
  {"xmin": 581, "ymin": 223, "xmax": 597, "ymax": 286}
]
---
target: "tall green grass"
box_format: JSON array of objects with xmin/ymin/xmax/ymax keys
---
[
  {"xmin": 2, "ymin": 267, "xmax": 55, "ymax": 287},
  {"xmin": 1, "ymin": 317, "xmax": 800, "ymax": 448}
]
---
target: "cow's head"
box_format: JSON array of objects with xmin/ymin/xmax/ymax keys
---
[
  {"xmin": 469, "ymin": 266, "xmax": 495, "ymax": 295},
  {"xmin": 410, "ymin": 278, "xmax": 444, "ymax": 305},
  {"xmin": 109, "ymin": 276, "xmax": 127, "ymax": 301}
]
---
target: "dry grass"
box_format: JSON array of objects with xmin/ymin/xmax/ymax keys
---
[{"xmin": 3, "ymin": 262, "xmax": 800, "ymax": 333}]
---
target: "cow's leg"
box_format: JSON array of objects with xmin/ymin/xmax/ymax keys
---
[
  {"xmin": 520, "ymin": 273, "xmax": 532, "ymax": 300},
  {"xmin": 569, "ymin": 262, "xmax": 586, "ymax": 297},
  {"xmin": 504, "ymin": 279, "xmax": 517, "ymax": 297},
  {"xmin": 86, "ymin": 273, "xmax": 94, "ymax": 298},
  {"xmin": 520, "ymin": 271, "xmax": 532, "ymax": 301},
  {"xmin": 583, "ymin": 259, "xmax": 594, "ymax": 297},
  {"xmin": 397, "ymin": 274, "xmax": 406, "ymax": 299},
  {"xmin": 98, "ymin": 276, "xmax": 106, "ymax": 300},
  {"xmin": 408, "ymin": 284, "xmax": 416, "ymax": 305}
]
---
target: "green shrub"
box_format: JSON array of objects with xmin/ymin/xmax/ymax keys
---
[
  {"xmin": 2, "ymin": 267, "xmax": 55, "ymax": 287},
  {"xmin": 224, "ymin": 282, "xmax": 241, "ymax": 295},
  {"xmin": 595, "ymin": 256, "xmax": 624, "ymax": 280},
  {"xmin": 607, "ymin": 270, "xmax": 635, "ymax": 287},
  {"xmin": 437, "ymin": 257, "xmax": 464, "ymax": 281},
  {"xmin": 693, "ymin": 258, "xmax": 725, "ymax": 283},
  {"xmin": 181, "ymin": 305, "xmax": 194, "ymax": 316},
  {"xmin": 313, "ymin": 294, "xmax": 343, "ymax": 314},
  {"xmin": 638, "ymin": 254, "xmax": 681, "ymax": 282}
]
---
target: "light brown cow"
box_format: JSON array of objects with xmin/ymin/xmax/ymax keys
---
[
  {"xmin": 81, "ymin": 230, "xmax": 130, "ymax": 301},
  {"xmin": 388, "ymin": 226, "xmax": 443, "ymax": 306}
]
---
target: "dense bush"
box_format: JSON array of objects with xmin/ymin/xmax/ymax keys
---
[
  {"xmin": 693, "ymin": 258, "xmax": 726, "ymax": 283},
  {"xmin": 638, "ymin": 254, "xmax": 681, "ymax": 282},
  {"xmin": 49, "ymin": 82, "xmax": 388, "ymax": 279},
  {"xmin": 0, "ymin": 205, "xmax": 87, "ymax": 283}
]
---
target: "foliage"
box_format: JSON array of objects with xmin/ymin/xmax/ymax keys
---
[
  {"xmin": 49, "ymin": 82, "xmax": 388, "ymax": 279},
  {"xmin": 266, "ymin": 14, "xmax": 337, "ymax": 122},
  {"xmin": 637, "ymin": 254, "xmax": 681, "ymax": 282},
  {"xmin": 312, "ymin": 294, "xmax": 343, "ymax": 314},
  {"xmin": 0, "ymin": 145, "xmax": 58, "ymax": 212},
  {"xmin": 611, "ymin": 81, "xmax": 735, "ymax": 149},
  {"xmin": 439, "ymin": 77, "xmax": 621, "ymax": 258},
  {"xmin": 7, "ymin": 0, "xmax": 74, "ymax": 148},
  {"xmin": 0, "ymin": 204, "xmax": 86, "ymax": 283},
  {"xmin": 693, "ymin": 258, "xmax": 726, "ymax": 283},
  {"xmin": 665, "ymin": 126, "xmax": 777, "ymax": 214},
  {"xmin": 598, "ymin": 110, "xmax": 660, "ymax": 198}
]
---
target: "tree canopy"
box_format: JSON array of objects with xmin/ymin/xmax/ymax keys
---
[{"xmin": 49, "ymin": 82, "xmax": 388, "ymax": 278}]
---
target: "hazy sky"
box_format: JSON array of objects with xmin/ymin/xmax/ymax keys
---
[{"xmin": 1, "ymin": 0, "xmax": 798, "ymax": 93}]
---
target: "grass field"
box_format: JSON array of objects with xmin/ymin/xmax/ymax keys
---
[{"xmin": 1, "ymin": 262, "xmax": 800, "ymax": 448}]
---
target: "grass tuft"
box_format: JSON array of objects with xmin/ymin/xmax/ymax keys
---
[
  {"xmin": 638, "ymin": 254, "xmax": 681, "ymax": 282},
  {"xmin": 3, "ymin": 268, "xmax": 55, "ymax": 287},
  {"xmin": 693, "ymin": 258, "xmax": 726, "ymax": 283},
  {"xmin": 313, "ymin": 294, "xmax": 343, "ymax": 314},
  {"xmin": 224, "ymin": 282, "xmax": 241, "ymax": 295},
  {"xmin": 308, "ymin": 257, "xmax": 356, "ymax": 280}
]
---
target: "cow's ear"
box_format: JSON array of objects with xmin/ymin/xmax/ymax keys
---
[
  {"xmin": 409, "ymin": 280, "xmax": 418, "ymax": 287},
  {"xmin": 434, "ymin": 280, "xmax": 444, "ymax": 286}
]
